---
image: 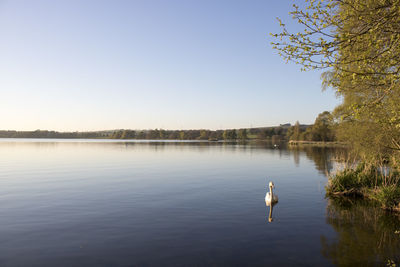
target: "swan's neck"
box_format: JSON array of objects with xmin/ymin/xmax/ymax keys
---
[{"xmin": 269, "ymin": 186, "xmax": 273, "ymax": 199}]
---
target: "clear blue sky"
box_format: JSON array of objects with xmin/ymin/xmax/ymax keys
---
[{"xmin": 0, "ymin": 0, "xmax": 340, "ymax": 131}]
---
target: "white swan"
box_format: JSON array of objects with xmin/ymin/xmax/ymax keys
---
[{"xmin": 265, "ymin": 181, "xmax": 278, "ymax": 205}]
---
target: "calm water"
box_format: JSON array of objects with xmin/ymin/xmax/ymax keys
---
[{"xmin": 0, "ymin": 139, "xmax": 399, "ymax": 266}]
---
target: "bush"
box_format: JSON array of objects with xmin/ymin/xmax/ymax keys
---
[
  {"xmin": 372, "ymin": 186, "xmax": 400, "ymax": 209},
  {"xmin": 327, "ymin": 169, "xmax": 361, "ymax": 193},
  {"xmin": 327, "ymin": 163, "xmax": 400, "ymax": 209}
]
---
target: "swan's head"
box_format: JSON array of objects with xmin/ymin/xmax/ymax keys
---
[{"xmin": 269, "ymin": 181, "xmax": 275, "ymax": 189}]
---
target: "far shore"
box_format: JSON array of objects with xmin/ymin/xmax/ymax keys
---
[{"xmin": 0, "ymin": 138, "xmax": 349, "ymax": 147}]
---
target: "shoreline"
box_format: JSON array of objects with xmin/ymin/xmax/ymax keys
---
[{"xmin": 288, "ymin": 140, "xmax": 348, "ymax": 147}]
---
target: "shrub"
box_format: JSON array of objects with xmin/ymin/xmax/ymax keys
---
[
  {"xmin": 327, "ymin": 169, "xmax": 360, "ymax": 193},
  {"xmin": 372, "ymin": 186, "xmax": 400, "ymax": 209}
]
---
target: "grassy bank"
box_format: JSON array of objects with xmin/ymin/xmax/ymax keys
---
[{"xmin": 326, "ymin": 164, "xmax": 400, "ymax": 212}]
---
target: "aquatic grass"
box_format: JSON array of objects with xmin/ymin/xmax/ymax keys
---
[
  {"xmin": 326, "ymin": 169, "xmax": 361, "ymax": 195},
  {"xmin": 326, "ymin": 164, "xmax": 377, "ymax": 195},
  {"xmin": 370, "ymin": 186, "xmax": 400, "ymax": 210},
  {"xmin": 327, "ymin": 163, "xmax": 400, "ymax": 211}
]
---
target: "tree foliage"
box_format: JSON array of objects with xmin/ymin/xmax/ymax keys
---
[
  {"xmin": 287, "ymin": 121, "xmax": 301, "ymax": 141},
  {"xmin": 223, "ymin": 129, "xmax": 237, "ymax": 140},
  {"xmin": 272, "ymin": 0, "xmax": 400, "ymax": 169},
  {"xmin": 286, "ymin": 114, "xmax": 335, "ymax": 142},
  {"xmin": 238, "ymin": 129, "xmax": 248, "ymax": 141}
]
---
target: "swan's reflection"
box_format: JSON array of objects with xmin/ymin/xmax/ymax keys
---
[{"xmin": 265, "ymin": 201, "xmax": 277, "ymax": 223}]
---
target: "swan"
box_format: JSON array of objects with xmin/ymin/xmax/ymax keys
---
[{"xmin": 265, "ymin": 181, "xmax": 278, "ymax": 205}]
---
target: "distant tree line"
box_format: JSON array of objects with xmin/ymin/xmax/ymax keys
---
[
  {"xmin": 97, "ymin": 127, "xmax": 277, "ymax": 141},
  {"xmin": 1, "ymin": 114, "xmax": 340, "ymax": 142},
  {"xmin": 0, "ymin": 130, "xmax": 108, "ymax": 139},
  {"xmin": 0, "ymin": 125, "xmax": 299, "ymax": 141}
]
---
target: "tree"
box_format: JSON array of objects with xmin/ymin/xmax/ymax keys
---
[
  {"xmin": 273, "ymin": 127, "xmax": 283, "ymax": 136},
  {"xmin": 168, "ymin": 131, "xmax": 179, "ymax": 140},
  {"xmin": 311, "ymin": 111, "xmax": 335, "ymax": 141},
  {"xmin": 198, "ymin": 130, "xmax": 210, "ymax": 140},
  {"xmin": 272, "ymin": 0, "xmax": 400, "ymax": 169},
  {"xmin": 159, "ymin": 129, "xmax": 166, "ymax": 139},
  {"xmin": 179, "ymin": 131, "xmax": 185, "ymax": 140},
  {"xmin": 111, "ymin": 130, "xmax": 123, "ymax": 139},
  {"xmin": 238, "ymin": 129, "xmax": 248, "ymax": 141},
  {"xmin": 287, "ymin": 121, "xmax": 302, "ymax": 141},
  {"xmin": 257, "ymin": 129, "xmax": 267, "ymax": 140},
  {"xmin": 223, "ymin": 129, "xmax": 237, "ymax": 140},
  {"xmin": 223, "ymin": 130, "xmax": 228, "ymax": 140},
  {"xmin": 208, "ymin": 131, "xmax": 218, "ymax": 140},
  {"xmin": 120, "ymin": 130, "xmax": 136, "ymax": 139},
  {"xmin": 136, "ymin": 131, "xmax": 146, "ymax": 139}
]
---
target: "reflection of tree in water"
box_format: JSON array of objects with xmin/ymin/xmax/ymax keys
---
[
  {"xmin": 321, "ymin": 198, "xmax": 400, "ymax": 266},
  {"xmin": 304, "ymin": 147, "xmax": 333, "ymax": 174},
  {"xmin": 289, "ymin": 146, "xmax": 347, "ymax": 175},
  {"xmin": 292, "ymin": 147, "xmax": 300, "ymax": 166}
]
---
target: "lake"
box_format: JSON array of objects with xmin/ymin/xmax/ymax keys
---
[{"xmin": 0, "ymin": 139, "xmax": 399, "ymax": 266}]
